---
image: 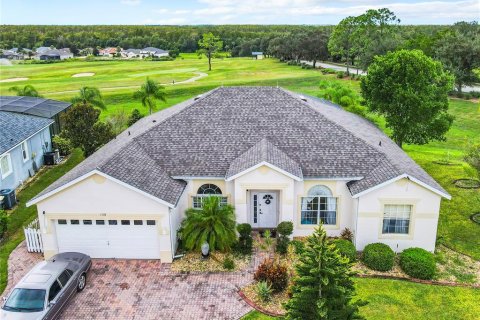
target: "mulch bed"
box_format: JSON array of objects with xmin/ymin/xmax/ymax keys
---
[
  {"xmin": 239, "ymin": 283, "xmax": 287, "ymax": 317},
  {"xmin": 171, "ymin": 252, "xmax": 250, "ymax": 273}
]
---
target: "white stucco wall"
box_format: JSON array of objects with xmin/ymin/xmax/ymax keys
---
[
  {"xmin": 35, "ymin": 173, "xmax": 174, "ymax": 261},
  {"xmin": 355, "ymin": 178, "xmax": 442, "ymax": 252}
]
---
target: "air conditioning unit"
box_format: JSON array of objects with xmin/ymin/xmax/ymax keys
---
[
  {"xmin": 43, "ymin": 151, "xmax": 59, "ymax": 165},
  {"xmin": 0, "ymin": 189, "xmax": 16, "ymax": 210}
]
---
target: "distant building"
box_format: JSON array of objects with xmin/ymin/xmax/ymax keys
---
[
  {"xmin": 140, "ymin": 47, "xmax": 169, "ymax": 58},
  {"xmin": 252, "ymin": 52, "xmax": 264, "ymax": 60},
  {"xmin": 120, "ymin": 48, "xmax": 142, "ymax": 58},
  {"xmin": 99, "ymin": 47, "xmax": 120, "ymax": 57},
  {"xmin": 35, "ymin": 47, "xmax": 73, "ymax": 60},
  {"xmin": 0, "ymin": 48, "xmax": 29, "ymax": 60}
]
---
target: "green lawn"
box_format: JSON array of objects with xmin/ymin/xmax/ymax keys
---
[
  {"xmin": 242, "ymin": 278, "xmax": 480, "ymax": 320},
  {"xmin": 0, "ymin": 149, "xmax": 84, "ymax": 294}
]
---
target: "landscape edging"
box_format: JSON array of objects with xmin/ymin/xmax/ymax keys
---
[
  {"xmin": 238, "ymin": 289, "xmax": 285, "ymax": 317},
  {"xmin": 355, "ymin": 274, "xmax": 480, "ymax": 288}
]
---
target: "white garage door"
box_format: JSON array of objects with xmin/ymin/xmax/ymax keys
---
[{"xmin": 55, "ymin": 218, "xmax": 161, "ymax": 259}]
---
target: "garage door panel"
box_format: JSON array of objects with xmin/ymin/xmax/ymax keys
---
[{"xmin": 55, "ymin": 219, "xmax": 161, "ymax": 259}]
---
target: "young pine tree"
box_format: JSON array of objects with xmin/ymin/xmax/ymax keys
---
[{"xmin": 285, "ymin": 225, "xmax": 366, "ymax": 320}]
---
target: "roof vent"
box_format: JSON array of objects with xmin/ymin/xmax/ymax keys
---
[
  {"xmin": 379, "ymin": 141, "xmax": 382, "ymax": 146},
  {"xmin": 128, "ymin": 131, "xmax": 131, "ymax": 136},
  {"xmin": 299, "ymin": 95, "xmax": 307, "ymax": 102},
  {"xmin": 194, "ymin": 94, "xmax": 203, "ymax": 101},
  {"xmin": 152, "ymin": 120, "xmax": 156, "ymax": 123}
]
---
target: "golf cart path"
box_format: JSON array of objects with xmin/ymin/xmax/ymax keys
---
[
  {"xmin": 44, "ymin": 71, "xmax": 208, "ymax": 95},
  {"xmin": 303, "ymin": 61, "xmax": 480, "ymax": 92}
]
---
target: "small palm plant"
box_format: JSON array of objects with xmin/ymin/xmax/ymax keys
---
[
  {"xmin": 71, "ymin": 86, "xmax": 106, "ymax": 109},
  {"xmin": 256, "ymin": 281, "xmax": 272, "ymax": 302},
  {"xmin": 182, "ymin": 196, "xmax": 237, "ymax": 252},
  {"xmin": 9, "ymin": 84, "xmax": 42, "ymax": 97},
  {"xmin": 133, "ymin": 77, "xmax": 167, "ymax": 115}
]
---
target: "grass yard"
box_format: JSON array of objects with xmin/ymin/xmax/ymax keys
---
[
  {"xmin": 242, "ymin": 278, "xmax": 480, "ymax": 320},
  {"xmin": 0, "ymin": 149, "xmax": 84, "ymax": 294}
]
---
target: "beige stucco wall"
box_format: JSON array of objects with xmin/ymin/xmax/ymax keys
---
[
  {"xmin": 35, "ymin": 173, "xmax": 173, "ymax": 262},
  {"xmin": 355, "ymin": 178, "xmax": 441, "ymax": 252}
]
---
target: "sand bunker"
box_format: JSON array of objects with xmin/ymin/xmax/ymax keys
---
[
  {"xmin": 0, "ymin": 77, "xmax": 29, "ymax": 82},
  {"xmin": 72, "ymin": 72, "xmax": 95, "ymax": 77}
]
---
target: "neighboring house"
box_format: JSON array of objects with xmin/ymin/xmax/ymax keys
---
[
  {"xmin": 99, "ymin": 47, "xmax": 119, "ymax": 57},
  {"xmin": 140, "ymin": 47, "xmax": 169, "ymax": 58},
  {"xmin": 252, "ymin": 51, "xmax": 264, "ymax": 59},
  {"xmin": 0, "ymin": 48, "xmax": 25, "ymax": 60},
  {"xmin": 0, "ymin": 96, "xmax": 72, "ymax": 136},
  {"xmin": 27, "ymin": 87, "xmax": 450, "ymax": 262},
  {"xmin": 35, "ymin": 48, "xmax": 73, "ymax": 60},
  {"xmin": 0, "ymin": 112, "xmax": 53, "ymax": 190},
  {"xmin": 0, "ymin": 96, "xmax": 72, "ymax": 190},
  {"xmin": 120, "ymin": 48, "xmax": 142, "ymax": 59}
]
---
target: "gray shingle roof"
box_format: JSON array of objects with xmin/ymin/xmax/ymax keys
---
[
  {"xmin": 30, "ymin": 86, "xmax": 448, "ymax": 206},
  {"xmin": 0, "ymin": 111, "xmax": 53, "ymax": 155},
  {"xmin": 226, "ymin": 138, "xmax": 303, "ymax": 180}
]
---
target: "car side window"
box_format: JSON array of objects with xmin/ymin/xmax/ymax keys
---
[
  {"xmin": 58, "ymin": 270, "xmax": 72, "ymax": 286},
  {"xmin": 48, "ymin": 280, "xmax": 62, "ymax": 302}
]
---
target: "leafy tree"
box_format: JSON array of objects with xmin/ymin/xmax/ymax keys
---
[
  {"xmin": 464, "ymin": 143, "xmax": 480, "ymax": 176},
  {"xmin": 133, "ymin": 78, "xmax": 166, "ymax": 115},
  {"xmin": 71, "ymin": 86, "xmax": 106, "ymax": 109},
  {"xmin": 181, "ymin": 196, "xmax": 236, "ymax": 252},
  {"xmin": 61, "ymin": 103, "xmax": 115, "ymax": 157},
  {"xmin": 435, "ymin": 21, "xmax": 480, "ymax": 92},
  {"xmin": 9, "ymin": 84, "xmax": 42, "ymax": 97},
  {"xmin": 285, "ymin": 225, "xmax": 366, "ymax": 320},
  {"xmin": 299, "ymin": 31, "xmax": 329, "ymax": 68},
  {"xmin": 318, "ymin": 81, "xmax": 367, "ymax": 116},
  {"xmin": 197, "ymin": 32, "xmax": 223, "ymax": 71},
  {"xmin": 127, "ymin": 109, "xmax": 144, "ymax": 126},
  {"xmin": 328, "ymin": 16, "xmax": 361, "ymax": 74},
  {"xmin": 361, "ymin": 49, "xmax": 454, "ymax": 148}
]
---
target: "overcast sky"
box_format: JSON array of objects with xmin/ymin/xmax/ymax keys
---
[{"xmin": 0, "ymin": 0, "xmax": 478, "ymax": 25}]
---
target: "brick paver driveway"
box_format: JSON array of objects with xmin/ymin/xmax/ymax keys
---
[{"xmin": 5, "ymin": 242, "xmax": 257, "ymax": 319}]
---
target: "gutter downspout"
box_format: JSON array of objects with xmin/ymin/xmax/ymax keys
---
[
  {"xmin": 168, "ymin": 207, "xmax": 175, "ymax": 262},
  {"xmin": 354, "ymin": 197, "xmax": 360, "ymax": 249}
]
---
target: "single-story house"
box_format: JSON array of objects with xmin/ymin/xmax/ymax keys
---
[
  {"xmin": 27, "ymin": 87, "xmax": 450, "ymax": 262},
  {"xmin": 120, "ymin": 48, "xmax": 142, "ymax": 59},
  {"xmin": 0, "ymin": 96, "xmax": 72, "ymax": 190},
  {"xmin": 140, "ymin": 47, "xmax": 169, "ymax": 58},
  {"xmin": 99, "ymin": 47, "xmax": 120, "ymax": 57},
  {"xmin": 0, "ymin": 48, "xmax": 30, "ymax": 60},
  {"xmin": 252, "ymin": 52, "xmax": 264, "ymax": 59},
  {"xmin": 35, "ymin": 48, "xmax": 73, "ymax": 60}
]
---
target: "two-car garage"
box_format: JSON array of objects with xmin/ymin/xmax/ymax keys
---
[{"xmin": 55, "ymin": 218, "xmax": 161, "ymax": 259}]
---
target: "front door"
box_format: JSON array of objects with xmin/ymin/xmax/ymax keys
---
[{"xmin": 251, "ymin": 191, "xmax": 278, "ymax": 228}]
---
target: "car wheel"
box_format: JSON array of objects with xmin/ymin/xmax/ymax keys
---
[{"xmin": 77, "ymin": 273, "xmax": 86, "ymax": 292}]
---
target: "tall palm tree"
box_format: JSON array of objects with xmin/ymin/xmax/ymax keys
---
[
  {"xmin": 133, "ymin": 78, "xmax": 166, "ymax": 115},
  {"xmin": 9, "ymin": 85, "xmax": 42, "ymax": 97},
  {"xmin": 181, "ymin": 196, "xmax": 237, "ymax": 252},
  {"xmin": 71, "ymin": 86, "xmax": 106, "ymax": 109}
]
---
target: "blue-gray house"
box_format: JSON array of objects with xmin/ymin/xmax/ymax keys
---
[{"xmin": 0, "ymin": 96, "xmax": 71, "ymax": 191}]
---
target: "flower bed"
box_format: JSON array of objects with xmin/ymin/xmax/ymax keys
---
[
  {"xmin": 240, "ymin": 283, "xmax": 287, "ymax": 316},
  {"xmin": 171, "ymin": 252, "xmax": 250, "ymax": 273}
]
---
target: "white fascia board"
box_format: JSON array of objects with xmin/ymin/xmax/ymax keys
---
[
  {"xmin": 225, "ymin": 161, "xmax": 302, "ymax": 182},
  {"xmin": 352, "ymin": 174, "xmax": 451, "ymax": 200},
  {"xmin": 303, "ymin": 176, "xmax": 363, "ymax": 181},
  {"xmin": 0, "ymin": 121, "xmax": 53, "ymax": 158},
  {"xmin": 27, "ymin": 169, "xmax": 176, "ymax": 208},
  {"xmin": 170, "ymin": 176, "xmax": 225, "ymax": 180}
]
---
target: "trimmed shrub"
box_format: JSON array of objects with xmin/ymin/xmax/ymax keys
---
[
  {"xmin": 276, "ymin": 237, "xmax": 289, "ymax": 254},
  {"xmin": 256, "ymin": 281, "xmax": 272, "ymax": 302},
  {"xmin": 332, "ymin": 239, "xmax": 356, "ymax": 262},
  {"xmin": 235, "ymin": 223, "xmax": 253, "ymax": 255},
  {"xmin": 277, "ymin": 221, "xmax": 294, "ymax": 237},
  {"xmin": 52, "ymin": 135, "xmax": 73, "ymax": 156},
  {"xmin": 336, "ymin": 71, "xmax": 345, "ymax": 78},
  {"xmin": 362, "ymin": 243, "xmax": 395, "ymax": 271},
  {"xmin": 399, "ymin": 248, "xmax": 436, "ymax": 280},
  {"xmin": 254, "ymin": 258, "xmax": 289, "ymax": 292},
  {"xmin": 289, "ymin": 240, "xmax": 305, "ymax": 254},
  {"xmin": 223, "ymin": 255, "xmax": 235, "ymax": 270},
  {"xmin": 340, "ymin": 228, "xmax": 354, "ymax": 242}
]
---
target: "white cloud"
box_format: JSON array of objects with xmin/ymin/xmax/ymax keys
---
[
  {"xmin": 121, "ymin": 0, "xmax": 141, "ymax": 6},
  {"xmin": 145, "ymin": 17, "xmax": 188, "ymax": 25}
]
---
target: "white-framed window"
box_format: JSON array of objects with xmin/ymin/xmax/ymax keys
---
[
  {"xmin": 301, "ymin": 185, "xmax": 337, "ymax": 225},
  {"xmin": 0, "ymin": 154, "xmax": 13, "ymax": 179},
  {"xmin": 21, "ymin": 141, "xmax": 29, "ymax": 162},
  {"xmin": 382, "ymin": 204, "xmax": 412, "ymax": 234},
  {"xmin": 192, "ymin": 183, "xmax": 228, "ymax": 209}
]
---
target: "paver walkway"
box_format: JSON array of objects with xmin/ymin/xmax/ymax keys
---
[{"xmin": 4, "ymin": 242, "xmax": 274, "ymax": 320}]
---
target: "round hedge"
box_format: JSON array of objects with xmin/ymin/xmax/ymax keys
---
[
  {"xmin": 362, "ymin": 243, "xmax": 395, "ymax": 271},
  {"xmin": 332, "ymin": 239, "xmax": 356, "ymax": 262},
  {"xmin": 399, "ymin": 248, "xmax": 436, "ymax": 280},
  {"xmin": 277, "ymin": 221, "xmax": 294, "ymax": 237}
]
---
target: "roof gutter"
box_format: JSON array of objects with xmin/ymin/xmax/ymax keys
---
[{"xmin": 0, "ymin": 120, "xmax": 54, "ymax": 158}]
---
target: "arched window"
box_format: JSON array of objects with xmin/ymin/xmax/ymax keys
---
[
  {"xmin": 301, "ymin": 185, "xmax": 337, "ymax": 225},
  {"xmin": 197, "ymin": 184, "xmax": 222, "ymax": 195},
  {"xmin": 192, "ymin": 184, "xmax": 227, "ymax": 209}
]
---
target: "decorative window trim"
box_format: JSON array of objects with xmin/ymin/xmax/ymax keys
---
[
  {"xmin": 0, "ymin": 154, "xmax": 13, "ymax": 179},
  {"xmin": 21, "ymin": 141, "xmax": 29, "ymax": 163},
  {"xmin": 192, "ymin": 183, "xmax": 227, "ymax": 209},
  {"xmin": 301, "ymin": 185, "xmax": 337, "ymax": 225},
  {"xmin": 382, "ymin": 204, "xmax": 412, "ymax": 235}
]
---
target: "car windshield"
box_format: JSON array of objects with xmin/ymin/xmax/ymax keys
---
[{"xmin": 2, "ymin": 288, "xmax": 46, "ymax": 312}]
